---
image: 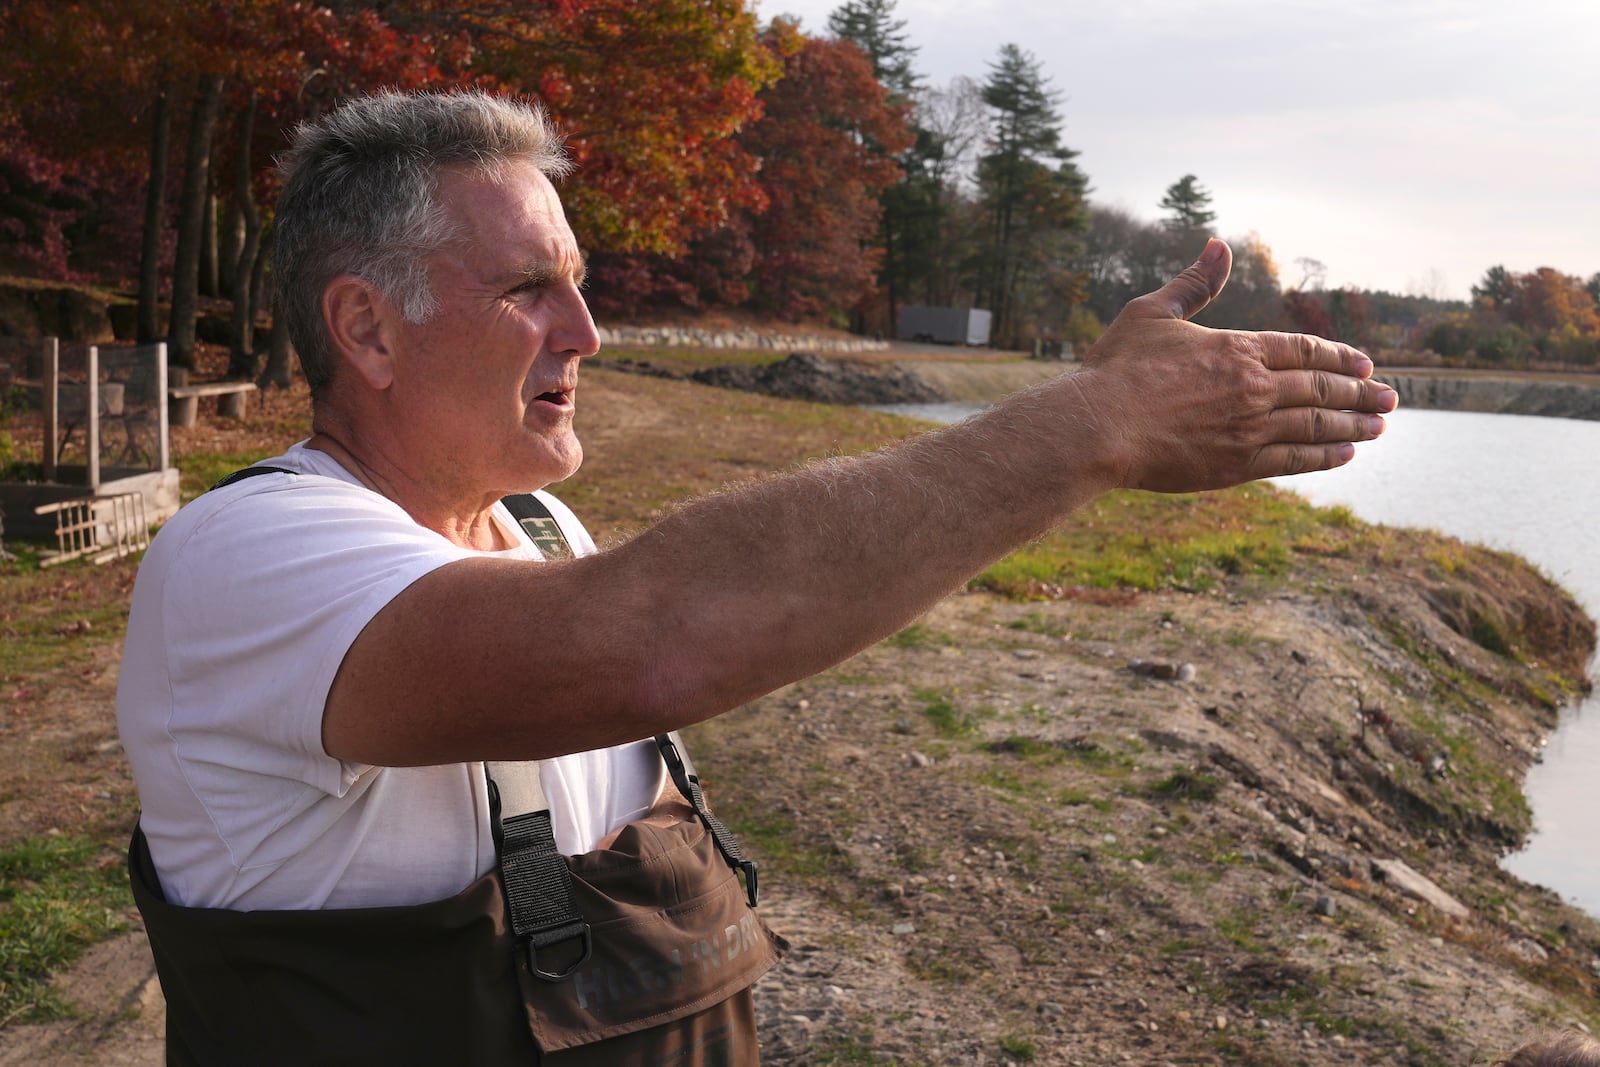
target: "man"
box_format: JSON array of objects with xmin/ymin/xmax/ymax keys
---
[{"xmin": 117, "ymin": 90, "xmax": 1395, "ymax": 1065}]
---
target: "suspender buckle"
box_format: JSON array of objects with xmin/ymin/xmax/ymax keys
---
[
  {"xmin": 738, "ymin": 859, "xmax": 760, "ymax": 908},
  {"xmin": 524, "ymin": 922, "xmax": 593, "ymax": 982}
]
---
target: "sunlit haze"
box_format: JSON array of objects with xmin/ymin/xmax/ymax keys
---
[{"xmin": 758, "ymin": 0, "xmax": 1600, "ymax": 300}]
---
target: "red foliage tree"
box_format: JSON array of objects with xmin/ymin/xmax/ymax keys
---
[
  {"xmin": 1281, "ymin": 290, "xmax": 1333, "ymax": 340},
  {"xmin": 734, "ymin": 28, "xmax": 910, "ymax": 321}
]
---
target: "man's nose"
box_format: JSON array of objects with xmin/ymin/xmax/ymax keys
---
[{"xmin": 551, "ymin": 284, "xmax": 601, "ymax": 359}]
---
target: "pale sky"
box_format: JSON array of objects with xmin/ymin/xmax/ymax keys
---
[{"xmin": 758, "ymin": 0, "xmax": 1600, "ymax": 300}]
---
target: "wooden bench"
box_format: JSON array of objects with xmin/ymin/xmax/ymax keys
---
[{"xmin": 169, "ymin": 380, "xmax": 257, "ymax": 428}]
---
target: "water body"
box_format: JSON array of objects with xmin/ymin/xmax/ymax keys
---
[{"xmin": 871, "ymin": 402, "xmax": 1600, "ymax": 919}]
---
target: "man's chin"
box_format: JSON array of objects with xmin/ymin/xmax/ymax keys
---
[{"xmin": 511, "ymin": 445, "xmax": 582, "ymax": 492}]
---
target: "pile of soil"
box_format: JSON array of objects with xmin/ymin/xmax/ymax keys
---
[{"xmin": 595, "ymin": 351, "xmax": 946, "ymax": 406}]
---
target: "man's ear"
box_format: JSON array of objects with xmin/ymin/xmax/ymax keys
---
[{"xmin": 323, "ymin": 275, "xmax": 398, "ymax": 390}]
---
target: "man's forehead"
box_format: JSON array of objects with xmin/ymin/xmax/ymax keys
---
[
  {"xmin": 435, "ymin": 164, "xmax": 582, "ymax": 268},
  {"xmin": 436, "ymin": 163, "xmax": 563, "ymax": 219}
]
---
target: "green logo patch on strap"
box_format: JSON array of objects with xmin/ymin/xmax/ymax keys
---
[{"xmin": 517, "ymin": 517, "xmax": 573, "ymax": 561}]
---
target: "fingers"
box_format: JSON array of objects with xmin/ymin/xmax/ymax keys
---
[
  {"xmin": 1250, "ymin": 441, "xmax": 1359, "ymax": 479},
  {"xmin": 1233, "ymin": 405, "xmax": 1386, "ymax": 482},
  {"xmin": 1262, "ymin": 407, "xmax": 1388, "ymax": 447},
  {"xmin": 1128, "ymin": 239, "xmax": 1233, "ymax": 322},
  {"xmin": 1253, "ymin": 330, "xmax": 1375, "ymax": 377},
  {"xmin": 1272, "ymin": 370, "xmax": 1399, "ymax": 415}
]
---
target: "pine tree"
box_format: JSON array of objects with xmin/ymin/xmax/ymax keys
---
[
  {"xmin": 1158, "ymin": 174, "xmax": 1217, "ymax": 232},
  {"xmin": 828, "ymin": 0, "xmax": 925, "ymax": 334},
  {"xmin": 1472, "ymin": 264, "xmax": 1515, "ymax": 310},
  {"xmin": 975, "ymin": 44, "xmax": 1087, "ymax": 346},
  {"xmin": 827, "ymin": 0, "xmax": 919, "ymax": 102}
]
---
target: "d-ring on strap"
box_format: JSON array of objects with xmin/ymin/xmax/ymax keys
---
[{"xmin": 485, "ymin": 764, "xmax": 594, "ymax": 982}]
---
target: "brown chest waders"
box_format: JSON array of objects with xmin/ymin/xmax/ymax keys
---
[{"xmin": 128, "ymin": 476, "xmax": 786, "ymax": 1064}]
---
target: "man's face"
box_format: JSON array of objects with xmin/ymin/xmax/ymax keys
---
[{"xmin": 388, "ymin": 164, "xmax": 599, "ymax": 496}]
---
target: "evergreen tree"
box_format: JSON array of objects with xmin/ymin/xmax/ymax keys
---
[
  {"xmin": 975, "ymin": 44, "xmax": 1087, "ymax": 346},
  {"xmin": 828, "ymin": 0, "xmax": 926, "ymax": 334},
  {"xmin": 1472, "ymin": 264, "xmax": 1515, "ymax": 309},
  {"xmin": 1158, "ymin": 174, "xmax": 1217, "ymax": 232},
  {"xmin": 827, "ymin": 0, "xmax": 919, "ymax": 102}
]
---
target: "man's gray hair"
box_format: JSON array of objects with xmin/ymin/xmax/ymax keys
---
[{"xmin": 273, "ymin": 90, "xmax": 572, "ymax": 394}]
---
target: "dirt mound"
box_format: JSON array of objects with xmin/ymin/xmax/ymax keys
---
[{"xmin": 683, "ymin": 352, "xmax": 946, "ymax": 405}]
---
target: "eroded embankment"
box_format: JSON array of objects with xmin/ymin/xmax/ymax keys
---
[
  {"xmin": 693, "ymin": 493, "xmax": 1600, "ymax": 1065},
  {"xmin": 1385, "ymin": 372, "xmax": 1600, "ymax": 421}
]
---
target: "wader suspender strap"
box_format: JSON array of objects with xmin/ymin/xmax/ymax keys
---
[
  {"xmin": 655, "ymin": 732, "xmax": 760, "ymax": 908},
  {"xmin": 484, "ymin": 762, "xmax": 594, "ymax": 982}
]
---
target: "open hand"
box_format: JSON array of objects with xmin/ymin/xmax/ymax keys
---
[{"xmin": 1075, "ymin": 239, "xmax": 1397, "ymax": 493}]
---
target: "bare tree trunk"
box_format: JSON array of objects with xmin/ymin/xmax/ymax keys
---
[
  {"xmin": 137, "ymin": 84, "xmax": 173, "ymax": 344},
  {"xmin": 168, "ymin": 74, "xmax": 225, "ymax": 370},
  {"xmin": 258, "ymin": 290, "xmax": 294, "ymax": 390},
  {"xmin": 219, "ymin": 190, "xmax": 244, "ymax": 298},
  {"xmin": 199, "ymin": 185, "xmax": 219, "ymax": 297},
  {"xmin": 226, "ymin": 92, "xmax": 261, "ymax": 380}
]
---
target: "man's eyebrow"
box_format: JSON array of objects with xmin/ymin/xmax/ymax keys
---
[{"xmin": 514, "ymin": 253, "xmax": 588, "ymax": 289}]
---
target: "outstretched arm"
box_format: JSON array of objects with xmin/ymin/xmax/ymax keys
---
[{"xmin": 323, "ymin": 239, "xmax": 1396, "ymax": 766}]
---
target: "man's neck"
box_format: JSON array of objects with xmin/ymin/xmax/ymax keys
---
[{"xmin": 305, "ymin": 429, "xmax": 511, "ymax": 552}]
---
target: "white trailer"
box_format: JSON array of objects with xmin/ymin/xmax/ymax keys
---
[{"xmin": 896, "ymin": 306, "xmax": 992, "ymax": 346}]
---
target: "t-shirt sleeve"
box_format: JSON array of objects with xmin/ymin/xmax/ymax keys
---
[{"xmin": 151, "ymin": 475, "xmax": 477, "ymax": 800}]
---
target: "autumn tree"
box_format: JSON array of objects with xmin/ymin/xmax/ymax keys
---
[
  {"xmin": 736, "ymin": 29, "xmax": 907, "ymax": 320},
  {"xmin": 0, "ymin": 0, "xmax": 193, "ymax": 283},
  {"xmin": 1424, "ymin": 265, "xmax": 1597, "ymax": 366},
  {"xmin": 1506, "ymin": 267, "xmax": 1600, "ymax": 337},
  {"xmin": 4, "ymin": 0, "xmax": 786, "ymax": 382},
  {"xmin": 1281, "ymin": 289, "xmax": 1334, "ymax": 339},
  {"xmin": 1195, "ymin": 232, "xmax": 1285, "ymax": 332},
  {"xmin": 975, "ymin": 44, "xmax": 1087, "ymax": 346}
]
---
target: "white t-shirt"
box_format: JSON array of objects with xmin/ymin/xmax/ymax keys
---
[{"xmin": 116, "ymin": 442, "xmax": 664, "ymax": 911}]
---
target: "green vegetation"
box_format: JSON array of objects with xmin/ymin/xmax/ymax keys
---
[
  {"xmin": 973, "ymin": 484, "xmax": 1351, "ymax": 597},
  {"xmin": 1144, "ymin": 769, "xmax": 1223, "ymax": 803},
  {"xmin": 0, "ymin": 834, "xmax": 132, "ymax": 1025},
  {"xmin": 175, "ymin": 449, "xmax": 270, "ymax": 500},
  {"xmin": 0, "ymin": 555, "xmax": 135, "ymax": 680},
  {"xmin": 915, "ymin": 688, "xmax": 991, "ymax": 738},
  {"xmin": 811, "ymin": 1034, "xmax": 915, "ymax": 1065},
  {"xmin": 0, "ymin": 383, "xmax": 28, "ymax": 470},
  {"xmin": 886, "ymin": 623, "xmax": 953, "ymax": 651},
  {"xmin": 996, "ymin": 1034, "xmax": 1037, "ymax": 1060}
]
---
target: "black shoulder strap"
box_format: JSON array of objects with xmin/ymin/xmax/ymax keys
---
[
  {"xmin": 499, "ymin": 493, "xmax": 574, "ymax": 560},
  {"xmin": 210, "ymin": 465, "xmax": 295, "ymax": 490}
]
